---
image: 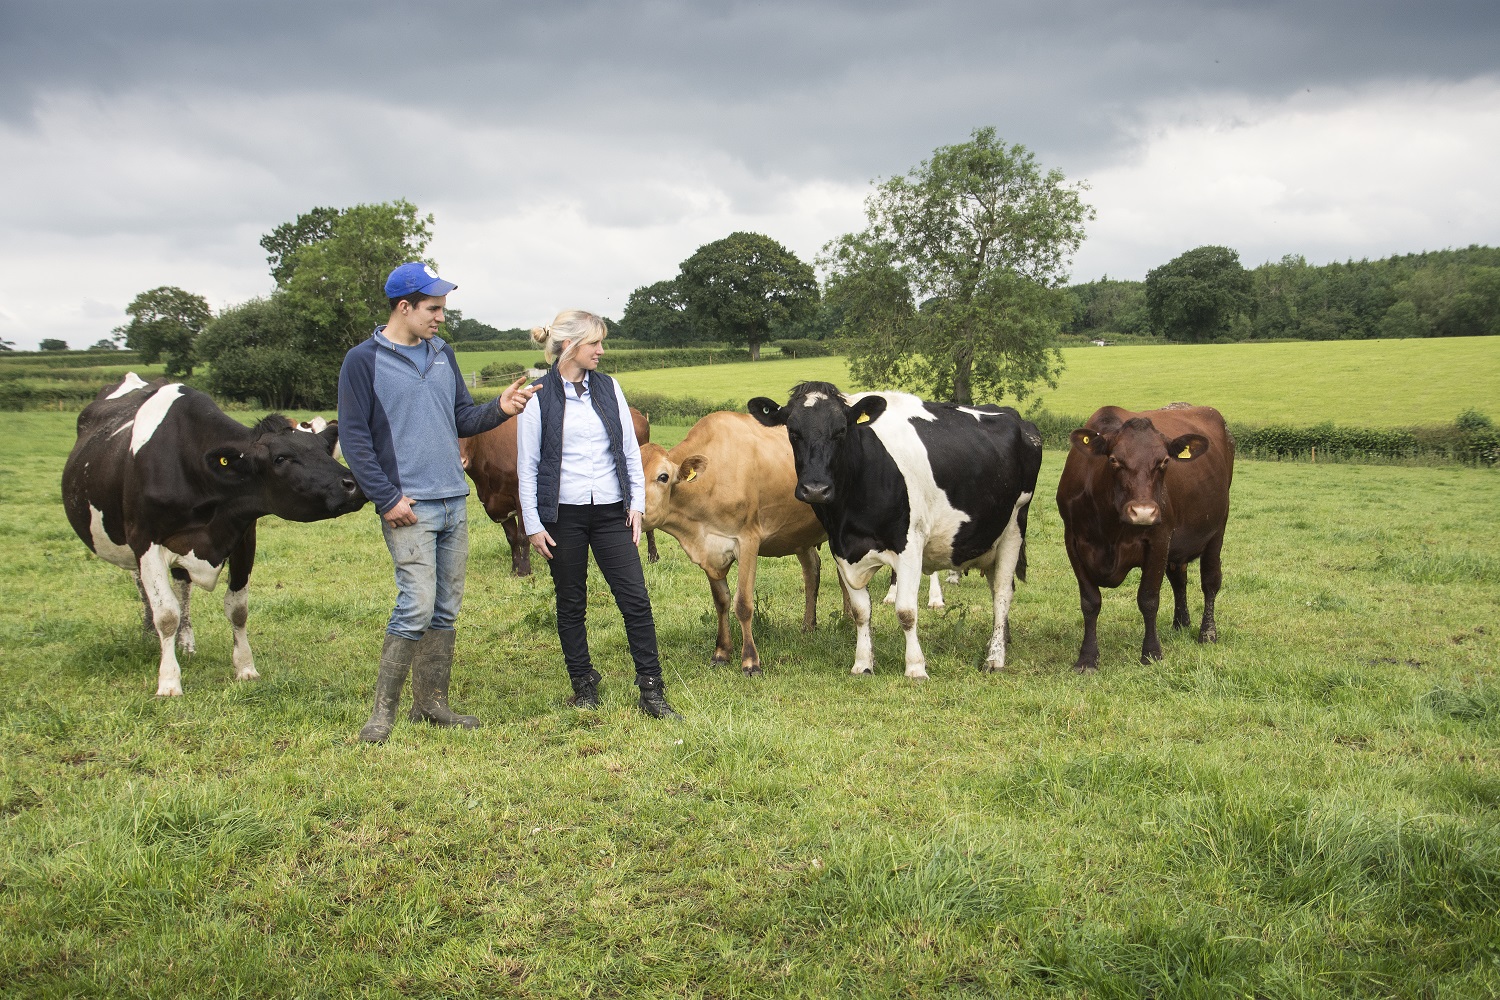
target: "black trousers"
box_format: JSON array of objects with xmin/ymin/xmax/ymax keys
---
[{"xmin": 544, "ymin": 502, "xmax": 661, "ymax": 685}]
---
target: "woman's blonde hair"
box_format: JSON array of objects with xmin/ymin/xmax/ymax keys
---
[{"xmin": 530, "ymin": 310, "xmax": 608, "ymax": 366}]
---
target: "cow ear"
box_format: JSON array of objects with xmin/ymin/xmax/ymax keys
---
[
  {"xmin": 748, "ymin": 397, "xmax": 787, "ymax": 427},
  {"xmin": 205, "ymin": 446, "xmax": 252, "ymax": 480},
  {"xmin": 677, "ymin": 455, "xmax": 707, "ymax": 485},
  {"xmin": 317, "ymin": 422, "xmax": 339, "ymax": 455},
  {"xmin": 848, "ymin": 396, "xmax": 886, "ymax": 427},
  {"xmin": 1070, "ymin": 429, "xmax": 1108, "ymax": 455},
  {"xmin": 1168, "ymin": 433, "xmax": 1209, "ymax": 461}
]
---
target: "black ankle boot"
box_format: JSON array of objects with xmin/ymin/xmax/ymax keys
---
[
  {"xmin": 636, "ymin": 675, "xmax": 681, "ymax": 720},
  {"xmin": 570, "ymin": 668, "xmax": 602, "ymax": 709}
]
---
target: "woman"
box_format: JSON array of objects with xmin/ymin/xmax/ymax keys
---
[{"xmin": 516, "ymin": 310, "xmax": 680, "ymax": 719}]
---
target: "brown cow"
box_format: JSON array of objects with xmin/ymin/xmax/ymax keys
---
[
  {"xmin": 1055, "ymin": 403, "xmax": 1234, "ymax": 673},
  {"xmin": 640, "ymin": 411, "xmax": 828, "ymax": 676},
  {"xmin": 461, "ymin": 406, "xmax": 657, "ymax": 575}
]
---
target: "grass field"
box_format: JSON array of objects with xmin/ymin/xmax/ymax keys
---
[
  {"xmin": 2, "ymin": 409, "xmax": 1498, "ymax": 997},
  {"xmin": 609, "ymin": 336, "xmax": 1500, "ymax": 428}
]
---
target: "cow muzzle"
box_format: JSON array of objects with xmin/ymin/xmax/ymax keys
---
[
  {"xmin": 1123, "ymin": 502, "xmax": 1159, "ymax": 526},
  {"xmin": 330, "ymin": 477, "xmax": 365, "ymax": 512},
  {"xmin": 796, "ymin": 481, "xmax": 833, "ymax": 504}
]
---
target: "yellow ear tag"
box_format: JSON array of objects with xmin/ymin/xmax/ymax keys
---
[
  {"xmin": 220, "ymin": 456, "xmax": 229, "ymax": 466},
  {"xmin": 1177, "ymin": 447, "xmax": 1192, "ymax": 459},
  {"xmin": 683, "ymin": 468, "xmax": 697, "ymax": 483},
  {"xmin": 856, "ymin": 412, "xmax": 871, "ymax": 424}
]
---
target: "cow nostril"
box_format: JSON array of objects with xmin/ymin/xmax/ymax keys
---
[{"xmin": 341, "ymin": 478, "xmax": 357, "ymax": 493}]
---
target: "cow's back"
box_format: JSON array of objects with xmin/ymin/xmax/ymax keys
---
[{"xmin": 62, "ymin": 377, "xmax": 172, "ymax": 556}]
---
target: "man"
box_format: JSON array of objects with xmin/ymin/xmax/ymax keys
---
[{"xmin": 338, "ymin": 262, "xmax": 533, "ymax": 743}]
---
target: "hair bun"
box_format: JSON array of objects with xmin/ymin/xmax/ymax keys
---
[{"xmin": 529, "ymin": 325, "xmax": 549, "ymax": 345}]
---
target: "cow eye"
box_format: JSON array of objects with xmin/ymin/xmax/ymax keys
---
[
  {"xmin": 656, "ymin": 472, "xmax": 669, "ymax": 483},
  {"xmin": 274, "ymin": 454, "xmax": 290, "ymax": 466},
  {"xmin": 1108, "ymin": 456, "xmax": 1120, "ymax": 468}
]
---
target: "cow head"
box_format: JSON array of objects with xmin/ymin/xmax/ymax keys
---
[
  {"xmin": 749, "ymin": 382, "xmax": 885, "ymax": 504},
  {"xmin": 204, "ymin": 415, "xmax": 365, "ymax": 519},
  {"xmin": 1070, "ymin": 416, "xmax": 1208, "ymax": 526},
  {"xmin": 640, "ymin": 442, "xmax": 706, "ymax": 530}
]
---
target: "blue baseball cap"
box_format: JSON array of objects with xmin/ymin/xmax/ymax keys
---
[{"xmin": 384, "ymin": 262, "xmax": 457, "ymax": 298}]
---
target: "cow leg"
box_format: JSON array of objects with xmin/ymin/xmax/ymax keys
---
[
  {"xmin": 137, "ymin": 545, "xmax": 185, "ymax": 696},
  {"xmin": 981, "ymin": 515, "xmax": 1026, "ymax": 673},
  {"xmin": 174, "ymin": 573, "xmax": 195, "ymax": 654},
  {"xmin": 225, "ymin": 524, "xmax": 258, "ymax": 681},
  {"xmin": 646, "ymin": 529, "xmax": 660, "ymax": 564},
  {"xmin": 892, "ymin": 549, "xmax": 928, "ymax": 680},
  {"xmin": 1137, "ymin": 543, "xmax": 1168, "ymax": 664},
  {"xmin": 707, "ymin": 570, "xmax": 734, "ymax": 666},
  {"xmin": 1066, "ymin": 541, "xmax": 1103, "ymax": 674},
  {"xmin": 1167, "ymin": 561, "xmax": 1191, "ymax": 630},
  {"xmin": 928, "ymin": 571, "xmax": 945, "ymax": 610},
  {"xmin": 796, "ymin": 546, "xmax": 821, "ymax": 633},
  {"xmin": 502, "ymin": 515, "xmax": 532, "ymax": 577},
  {"xmin": 1199, "ymin": 533, "xmax": 1225, "ymax": 644},
  {"xmin": 735, "ymin": 541, "xmax": 762, "ymax": 676},
  {"xmin": 883, "ymin": 567, "xmax": 897, "ymax": 605}
]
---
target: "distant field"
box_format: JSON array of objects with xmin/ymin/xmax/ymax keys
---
[{"xmin": 613, "ymin": 337, "xmax": 1499, "ymax": 428}]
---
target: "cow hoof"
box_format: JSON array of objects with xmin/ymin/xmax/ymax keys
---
[
  {"xmin": 980, "ymin": 663, "xmax": 1004, "ymax": 673},
  {"xmin": 906, "ymin": 672, "xmax": 928, "ymax": 683},
  {"xmin": 1140, "ymin": 651, "xmax": 1163, "ymax": 665},
  {"xmin": 928, "ymin": 601, "xmax": 945, "ymax": 610},
  {"xmin": 235, "ymin": 668, "xmax": 261, "ymax": 682},
  {"xmin": 648, "ymin": 553, "xmax": 660, "ymax": 564},
  {"xmin": 1199, "ymin": 627, "xmax": 1218, "ymax": 644},
  {"xmin": 156, "ymin": 685, "xmax": 184, "ymax": 697},
  {"xmin": 710, "ymin": 655, "xmax": 731, "ymax": 668},
  {"xmin": 742, "ymin": 664, "xmax": 763, "ymax": 677},
  {"xmin": 1073, "ymin": 662, "xmax": 1098, "ymax": 675},
  {"xmin": 852, "ymin": 666, "xmax": 873, "ymax": 676}
]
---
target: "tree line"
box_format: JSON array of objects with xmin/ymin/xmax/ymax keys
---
[
  {"xmin": 100, "ymin": 125, "xmax": 1496, "ymax": 412},
  {"xmin": 1068, "ymin": 244, "xmax": 1500, "ymax": 343}
]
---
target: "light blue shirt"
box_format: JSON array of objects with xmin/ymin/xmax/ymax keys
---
[{"xmin": 517, "ymin": 371, "xmax": 645, "ymax": 535}]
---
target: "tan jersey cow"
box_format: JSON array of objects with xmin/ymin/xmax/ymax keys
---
[{"xmin": 640, "ymin": 411, "xmax": 829, "ymax": 676}]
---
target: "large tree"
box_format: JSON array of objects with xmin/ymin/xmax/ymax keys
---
[
  {"xmin": 822, "ymin": 127, "xmax": 1092, "ymax": 404},
  {"xmin": 1145, "ymin": 245, "xmax": 1252, "ymax": 343},
  {"xmin": 282, "ymin": 199, "xmax": 435, "ymax": 357},
  {"xmin": 619, "ymin": 279, "xmax": 697, "ymax": 346},
  {"xmin": 678, "ymin": 232, "xmax": 818, "ymax": 360},
  {"xmin": 113, "ymin": 286, "xmax": 212, "ymax": 377},
  {"xmin": 260, "ymin": 206, "xmax": 340, "ymax": 287}
]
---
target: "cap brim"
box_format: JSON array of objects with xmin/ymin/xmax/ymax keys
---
[{"xmin": 419, "ymin": 278, "xmax": 458, "ymax": 296}]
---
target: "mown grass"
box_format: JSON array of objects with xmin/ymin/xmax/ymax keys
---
[
  {"xmin": 610, "ymin": 336, "xmax": 1500, "ymax": 428},
  {"xmin": 2, "ymin": 411, "xmax": 1498, "ymax": 997}
]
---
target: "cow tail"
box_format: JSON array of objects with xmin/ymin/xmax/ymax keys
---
[{"xmin": 1016, "ymin": 536, "xmax": 1028, "ymax": 584}]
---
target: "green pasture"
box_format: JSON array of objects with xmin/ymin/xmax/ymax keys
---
[
  {"xmin": 2, "ymin": 410, "xmax": 1498, "ymax": 996},
  {"xmin": 611, "ymin": 336, "xmax": 1500, "ymax": 428}
]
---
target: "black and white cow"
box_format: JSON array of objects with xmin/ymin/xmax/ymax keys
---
[
  {"xmin": 62, "ymin": 373, "xmax": 366, "ymax": 695},
  {"xmin": 750, "ymin": 382, "xmax": 1042, "ymax": 678}
]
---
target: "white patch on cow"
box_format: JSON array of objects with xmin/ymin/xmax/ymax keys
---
[
  {"xmin": 130, "ymin": 383, "xmax": 185, "ymax": 455},
  {"xmin": 105, "ymin": 372, "xmax": 148, "ymax": 399},
  {"xmin": 110, "ymin": 419, "xmax": 135, "ymax": 437},
  {"xmin": 161, "ymin": 548, "xmax": 226, "ymax": 591},
  {"xmin": 863, "ymin": 393, "xmax": 971, "ymax": 568},
  {"xmin": 927, "ymin": 571, "xmax": 945, "ymax": 609},
  {"xmin": 956, "ymin": 406, "xmax": 996, "ymax": 421},
  {"xmin": 224, "ymin": 587, "xmax": 258, "ymax": 681},
  {"xmin": 802, "ymin": 392, "xmax": 826, "ymax": 407},
  {"xmin": 88, "ymin": 505, "xmax": 137, "ymax": 569}
]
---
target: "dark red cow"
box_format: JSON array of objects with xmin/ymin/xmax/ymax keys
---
[
  {"xmin": 1055, "ymin": 403, "xmax": 1234, "ymax": 672},
  {"xmin": 461, "ymin": 406, "xmax": 657, "ymax": 575}
]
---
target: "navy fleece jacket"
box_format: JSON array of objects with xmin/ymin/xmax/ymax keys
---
[{"xmin": 337, "ymin": 328, "xmax": 507, "ymax": 516}]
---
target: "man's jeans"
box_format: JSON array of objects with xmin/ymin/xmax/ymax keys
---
[{"xmin": 381, "ymin": 497, "xmax": 468, "ymax": 640}]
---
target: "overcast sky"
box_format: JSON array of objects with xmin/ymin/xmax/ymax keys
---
[{"xmin": 2, "ymin": 1, "xmax": 1496, "ymax": 350}]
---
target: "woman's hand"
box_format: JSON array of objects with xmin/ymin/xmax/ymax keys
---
[
  {"xmin": 627, "ymin": 509, "xmax": 643, "ymax": 546},
  {"xmin": 528, "ymin": 529, "xmax": 556, "ymax": 561},
  {"xmin": 499, "ymin": 376, "xmax": 536, "ymax": 416}
]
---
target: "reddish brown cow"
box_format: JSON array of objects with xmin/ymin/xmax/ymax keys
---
[
  {"xmin": 640, "ymin": 411, "xmax": 828, "ymax": 675},
  {"xmin": 461, "ymin": 406, "xmax": 656, "ymax": 575},
  {"xmin": 1055, "ymin": 403, "xmax": 1234, "ymax": 672}
]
